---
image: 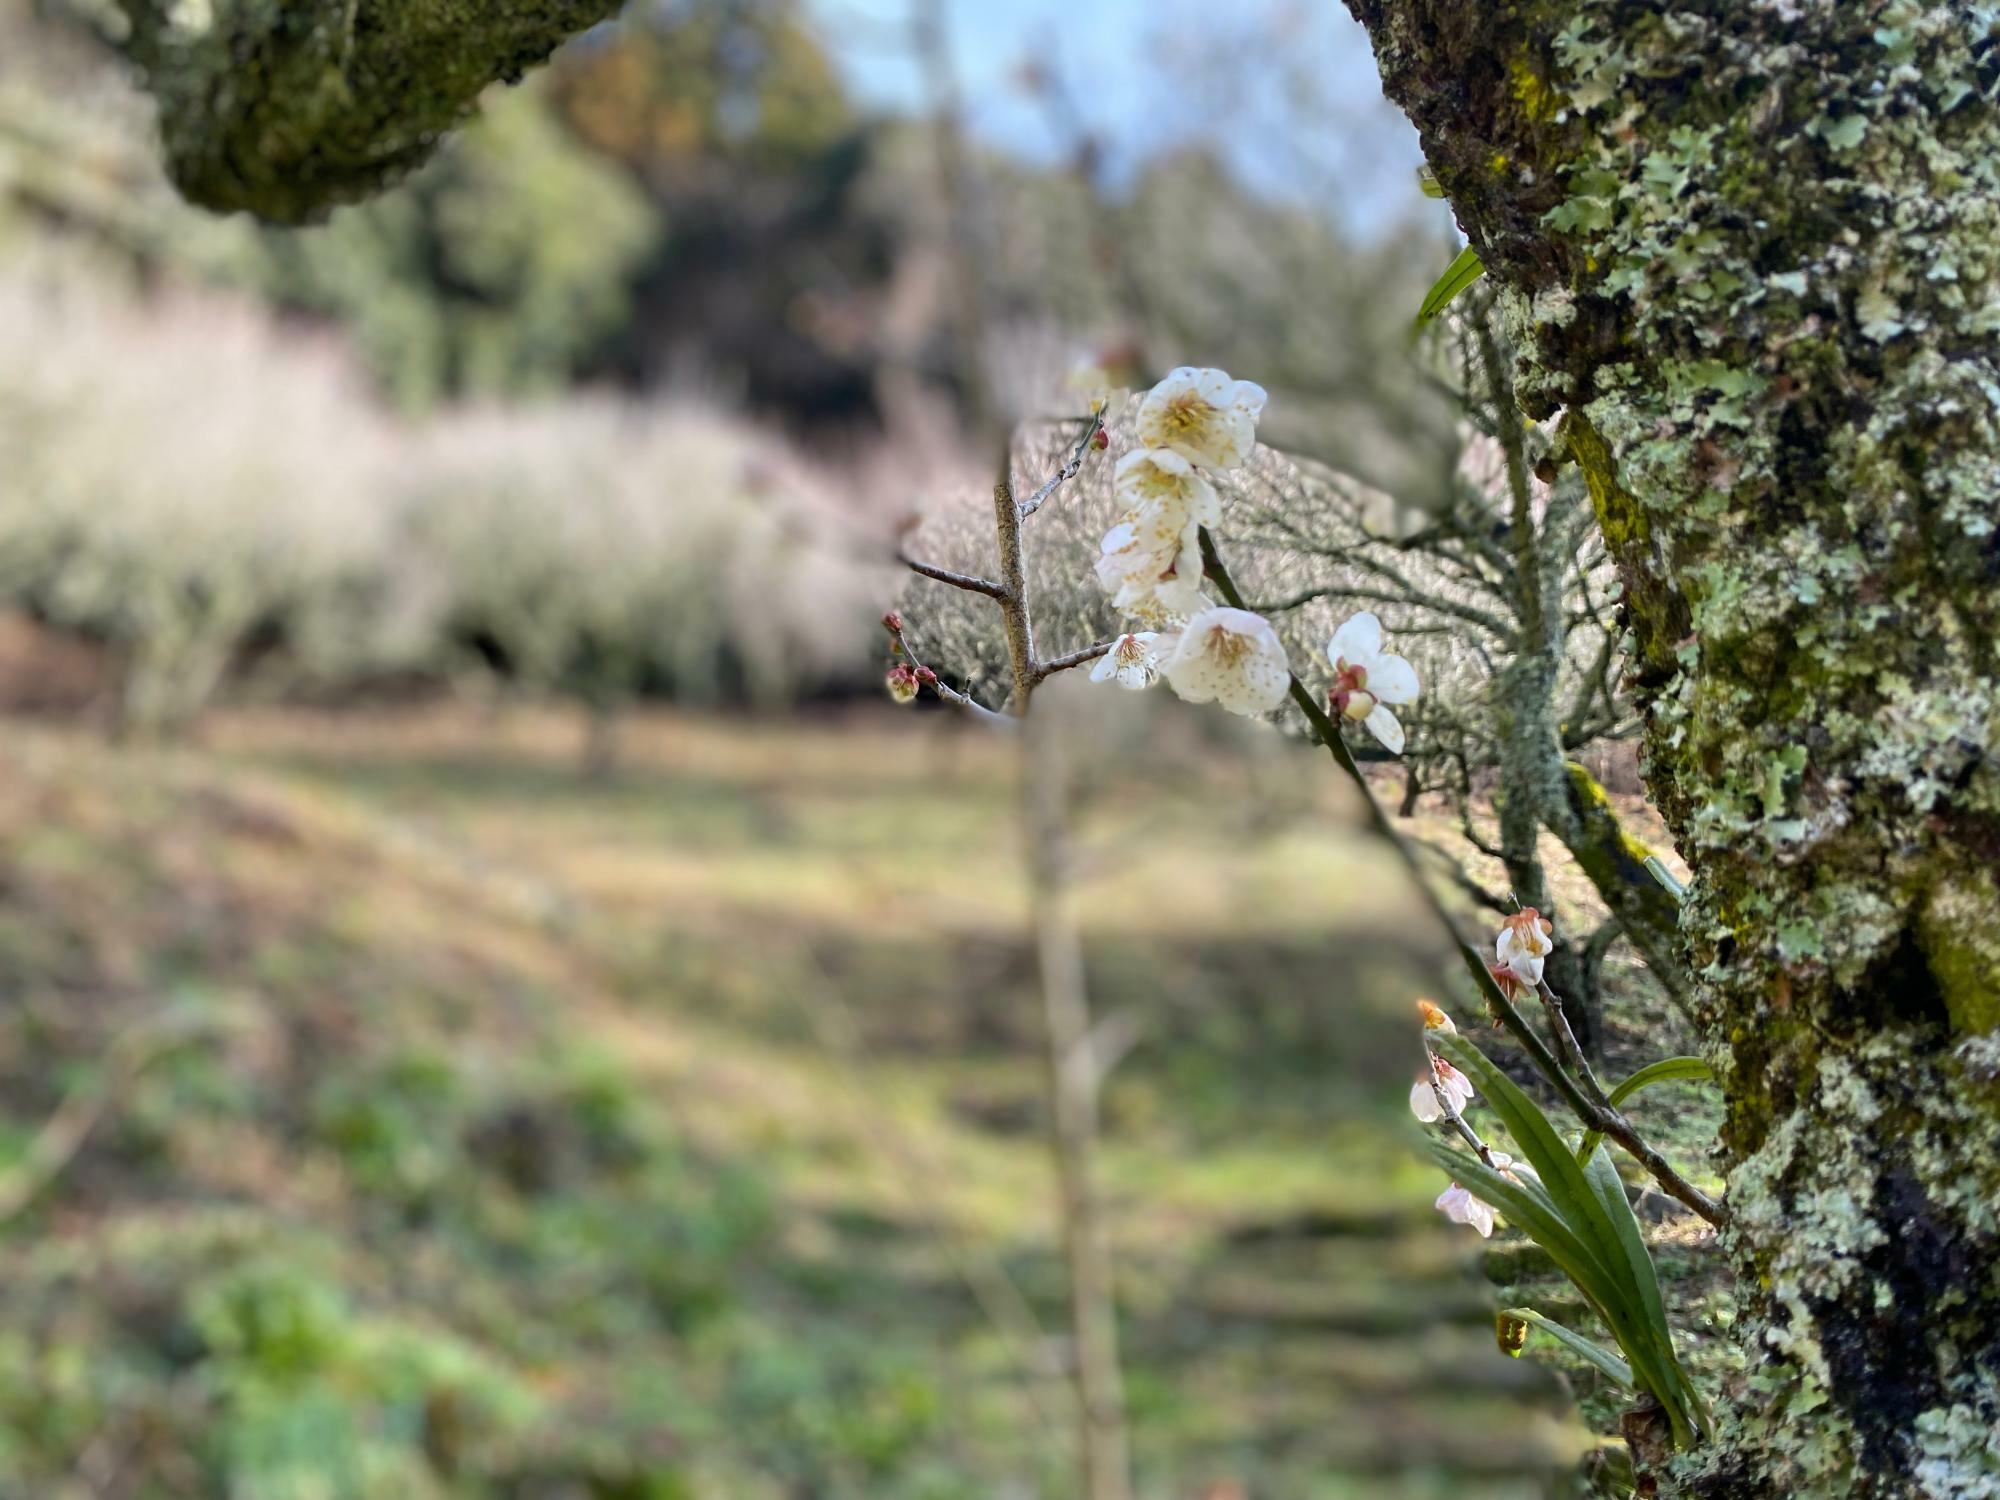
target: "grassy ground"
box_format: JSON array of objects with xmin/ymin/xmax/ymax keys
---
[{"xmin": 0, "ymin": 698, "xmax": 1718, "ymax": 1498}]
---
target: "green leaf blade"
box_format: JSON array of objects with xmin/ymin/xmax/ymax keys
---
[
  {"xmin": 1577, "ymin": 1055, "xmax": 1714, "ymax": 1162},
  {"xmin": 1501, "ymin": 1307, "xmax": 1636, "ymax": 1390},
  {"xmin": 1416, "ymin": 246, "xmax": 1485, "ymax": 325}
]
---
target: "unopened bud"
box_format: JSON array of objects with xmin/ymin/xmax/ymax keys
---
[
  {"xmin": 1092, "ymin": 427, "xmax": 1109, "ymax": 450},
  {"xmin": 1417, "ymin": 999, "xmax": 1456, "ymax": 1033},
  {"xmin": 882, "ymin": 611, "xmax": 904, "ymax": 634},
  {"xmin": 915, "ymin": 666, "xmax": 938, "ymax": 686}
]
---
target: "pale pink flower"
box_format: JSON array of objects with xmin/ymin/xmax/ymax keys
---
[
  {"xmin": 1435, "ymin": 1183, "xmax": 1496, "ymax": 1238},
  {"xmin": 1410, "ymin": 1058, "xmax": 1475, "ymax": 1122}
]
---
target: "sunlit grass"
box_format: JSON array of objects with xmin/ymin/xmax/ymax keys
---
[{"xmin": 0, "ymin": 703, "xmax": 1599, "ymax": 1497}]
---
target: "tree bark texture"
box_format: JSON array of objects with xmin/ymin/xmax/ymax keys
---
[
  {"xmin": 113, "ymin": 0, "xmax": 616, "ymax": 221},
  {"xmin": 1345, "ymin": 3, "xmax": 2000, "ymax": 1493}
]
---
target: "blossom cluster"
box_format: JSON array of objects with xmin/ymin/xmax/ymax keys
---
[
  {"xmin": 1083, "ymin": 368, "xmax": 1420, "ymax": 750},
  {"xmin": 1408, "ymin": 998, "xmax": 1503, "ymax": 1239},
  {"xmin": 1087, "ymin": 367, "xmax": 1290, "ymax": 716}
]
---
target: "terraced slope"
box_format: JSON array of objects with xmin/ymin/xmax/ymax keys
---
[{"xmin": 0, "ymin": 705, "xmax": 1581, "ymax": 1497}]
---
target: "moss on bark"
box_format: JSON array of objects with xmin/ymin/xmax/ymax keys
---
[
  {"xmin": 112, "ymin": 0, "xmax": 618, "ymax": 222},
  {"xmin": 1346, "ymin": 1, "xmax": 2000, "ymax": 1491}
]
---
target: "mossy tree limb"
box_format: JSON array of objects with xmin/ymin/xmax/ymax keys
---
[
  {"xmin": 1346, "ymin": 1, "xmax": 2000, "ymax": 1493},
  {"xmin": 112, "ymin": 0, "xmax": 618, "ymax": 221},
  {"xmin": 1552, "ymin": 761, "xmax": 1690, "ymax": 1018}
]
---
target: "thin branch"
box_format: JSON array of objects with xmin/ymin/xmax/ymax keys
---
[
  {"xmin": 1032, "ymin": 639, "xmax": 1116, "ymax": 684},
  {"xmin": 1413, "ymin": 838, "xmax": 1515, "ymax": 914},
  {"xmin": 1198, "ymin": 527, "xmax": 1728, "ymax": 1228},
  {"xmin": 1018, "ymin": 410, "xmax": 1106, "ymax": 521},
  {"xmin": 887, "ymin": 618, "xmax": 1014, "ymax": 728},
  {"xmin": 901, "ymin": 552, "xmax": 1009, "ymax": 600}
]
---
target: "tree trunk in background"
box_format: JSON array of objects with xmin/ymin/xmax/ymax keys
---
[
  {"xmin": 1484, "ymin": 316, "xmax": 1607, "ymax": 1058},
  {"xmin": 113, "ymin": 0, "xmax": 616, "ymax": 221},
  {"xmin": 1023, "ymin": 713, "xmax": 1135, "ymax": 1500},
  {"xmin": 1345, "ymin": 3, "xmax": 2000, "ymax": 1493}
]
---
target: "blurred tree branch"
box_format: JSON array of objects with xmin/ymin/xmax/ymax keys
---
[{"xmin": 108, "ymin": 0, "xmax": 618, "ymax": 221}]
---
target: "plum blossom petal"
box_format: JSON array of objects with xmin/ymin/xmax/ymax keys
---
[
  {"xmin": 1417, "ymin": 999, "xmax": 1457, "ymax": 1034},
  {"xmin": 1133, "ymin": 367, "xmax": 1269, "ymax": 471},
  {"xmin": 1112, "ymin": 447, "xmax": 1222, "ymax": 527},
  {"xmin": 1365, "ymin": 704, "xmax": 1406, "ymax": 756},
  {"xmin": 1329, "ymin": 611, "xmax": 1383, "ymax": 664},
  {"xmin": 1364, "ymin": 653, "xmax": 1421, "ymax": 707},
  {"xmin": 1163, "ymin": 607, "xmax": 1290, "ymax": 718},
  {"xmin": 1090, "ymin": 632, "xmax": 1165, "ymax": 690},
  {"xmin": 1410, "ymin": 1059, "xmax": 1475, "ymax": 1122},
  {"xmin": 1496, "ymin": 909, "xmax": 1555, "ymax": 986},
  {"xmin": 1326, "ymin": 611, "xmax": 1420, "ymax": 755},
  {"xmin": 1436, "ymin": 1183, "xmax": 1496, "ymax": 1238}
]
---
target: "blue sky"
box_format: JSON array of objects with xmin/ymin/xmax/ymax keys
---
[{"xmin": 802, "ymin": 0, "xmax": 1430, "ymax": 236}]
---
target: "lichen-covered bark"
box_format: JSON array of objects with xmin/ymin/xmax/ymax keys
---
[
  {"xmin": 113, "ymin": 0, "xmax": 617, "ymax": 221},
  {"xmin": 1345, "ymin": 2, "xmax": 2000, "ymax": 1492},
  {"xmin": 1556, "ymin": 761, "xmax": 1691, "ymax": 1017}
]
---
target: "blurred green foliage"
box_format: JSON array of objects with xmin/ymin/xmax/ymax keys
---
[
  {"xmin": 250, "ymin": 85, "xmax": 660, "ymax": 411},
  {"xmin": 0, "ymin": 711, "xmax": 1578, "ymax": 1497}
]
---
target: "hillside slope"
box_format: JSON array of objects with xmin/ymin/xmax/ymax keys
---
[{"xmin": 0, "ymin": 707, "xmax": 1576, "ymax": 1498}]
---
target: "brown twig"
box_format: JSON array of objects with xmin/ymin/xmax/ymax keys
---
[
  {"xmin": 1017, "ymin": 409, "xmax": 1106, "ymax": 520},
  {"xmin": 900, "ymin": 553, "xmax": 1009, "ymax": 600},
  {"xmin": 1032, "ymin": 640, "xmax": 1116, "ymax": 684},
  {"xmin": 1198, "ymin": 527, "xmax": 1728, "ymax": 1228}
]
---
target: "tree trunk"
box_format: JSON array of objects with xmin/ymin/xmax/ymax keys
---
[
  {"xmin": 1484, "ymin": 313, "xmax": 1608, "ymax": 1059},
  {"xmin": 1345, "ymin": 3, "xmax": 2000, "ymax": 1493},
  {"xmin": 113, "ymin": 0, "xmax": 617, "ymax": 221}
]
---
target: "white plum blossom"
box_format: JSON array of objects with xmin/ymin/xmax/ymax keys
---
[
  {"xmin": 1409, "ymin": 1058, "xmax": 1475, "ymax": 1122},
  {"xmin": 1496, "ymin": 908, "xmax": 1555, "ymax": 987},
  {"xmin": 1093, "ymin": 514, "xmax": 1206, "ymax": 620},
  {"xmin": 1326, "ymin": 612, "xmax": 1420, "ymax": 755},
  {"xmin": 1133, "ymin": 366, "xmax": 1269, "ymax": 472},
  {"xmin": 1435, "ymin": 1183, "xmax": 1496, "ymax": 1238},
  {"xmin": 1092, "ymin": 451, "xmax": 1222, "ymax": 621},
  {"xmin": 1163, "ymin": 607, "xmax": 1290, "ymax": 718},
  {"xmin": 1090, "ymin": 631, "xmax": 1172, "ymax": 691},
  {"xmin": 1112, "ymin": 446, "xmax": 1222, "ymax": 520}
]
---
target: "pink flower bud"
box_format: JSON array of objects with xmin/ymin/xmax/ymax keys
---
[{"xmin": 882, "ymin": 611, "xmax": 904, "ymax": 634}]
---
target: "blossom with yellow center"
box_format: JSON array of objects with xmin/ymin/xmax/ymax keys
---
[
  {"xmin": 1133, "ymin": 366, "xmax": 1269, "ymax": 471},
  {"xmin": 1162, "ymin": 606, "xmax": 1289, "ymax": 717},
  {"xmin": 1089, "ymin": 631, "xmax": 1173, "ymax": 691}
]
